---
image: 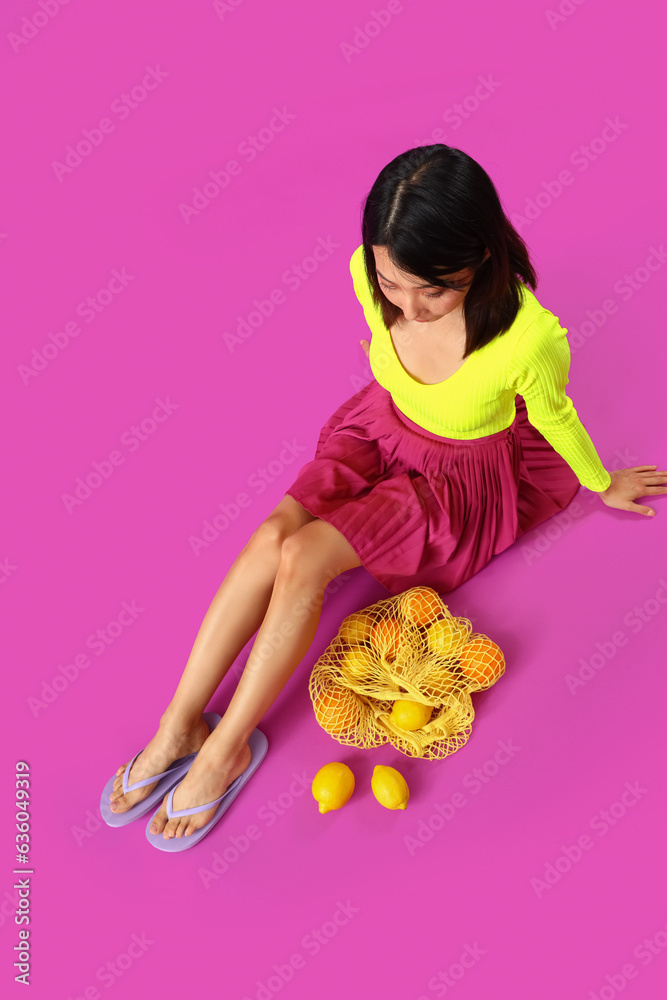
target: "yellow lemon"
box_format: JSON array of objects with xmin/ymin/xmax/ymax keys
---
[
  {"xmin": 340, "ymin": 644, "xmax": 378, "ymax": 684},
  {"xmin": 390, "ymin": 699, "xmax": 433, "ymax": 731},
  {"xmin": 371, "ymin": 765, "xmax": 410, "ymax": 810},
  {"xmin": 339, "ymin": 612, "xmax": 375, "ymax": 645},
  {"xmin": 311, "ymin": 762, "xmax": 355, "ymax": 814},
  {"xmin": 425, "ymin": 616, "xmax": 468, "ymax": 658}
]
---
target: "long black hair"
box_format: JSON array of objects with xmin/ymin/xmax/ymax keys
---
[{"xmin": 357, "ymin": 144, "xmax": 538, "ymax": 358}]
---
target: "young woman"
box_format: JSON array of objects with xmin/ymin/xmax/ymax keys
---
[{"xmin": 104, "ymin": 144, "xmax": 666, "ymax": 847}]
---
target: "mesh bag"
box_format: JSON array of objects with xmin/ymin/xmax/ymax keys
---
[{"xmin": 309, "ymin": 586, "xmax": 505, "ymax": 760}]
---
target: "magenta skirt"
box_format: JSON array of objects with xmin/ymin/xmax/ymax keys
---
[{"xmin": 284, "ymin": 378, "xmax": 581, "ymax": 595}]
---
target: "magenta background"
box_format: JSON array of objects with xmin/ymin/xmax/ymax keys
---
[{"xmin": 2, "ymin": 1, "xmax": 666, "ymax": 998}]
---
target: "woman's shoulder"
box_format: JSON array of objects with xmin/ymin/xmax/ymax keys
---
[
  {"xmin": 507, "ymin": 285, "xmax": 572, "ymax": 379},
  {"xmin": 512, "ymin": 284, "xmax": 567, "ymax": 343}
]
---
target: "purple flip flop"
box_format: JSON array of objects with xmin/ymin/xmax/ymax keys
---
[
  {"xmin": 100, "ymin": 712, "xmax": 222, "ymax": 827},
  {"xmin": 145, "ymin": 727, "xmax": 268, "ymax": 852}
]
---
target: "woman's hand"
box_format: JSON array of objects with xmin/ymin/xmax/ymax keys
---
[
  {"xmin": 360, "ymin": 339, "xmax": 370, "ymax": 357},
  {"xmin": 598, "ymin": 465, "xmax": 667, "ymax": 516}
]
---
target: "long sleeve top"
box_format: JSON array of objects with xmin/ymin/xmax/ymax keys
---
[{"xmin": 349, "ymin": 244, "xmax": 612, "ymax": 492}]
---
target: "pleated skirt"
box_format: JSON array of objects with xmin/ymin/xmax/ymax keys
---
[{"xmin": 284, "ymin": 378, "xmax": 580, "ymax": 595}]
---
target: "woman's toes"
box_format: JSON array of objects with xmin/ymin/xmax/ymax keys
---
[
  {"xmin": 110, "ymin": 769, "xmax": 130, "ymax": 806},
  {"xmin": 149, "ymin": 805, "xmax": 167, "ymax": 835},
  {"xmin": 163, "ymin": 820, "xmax": 177, "ymax": 840},
  {"xmin": 110, "ymin": 764, "xmax": 132, "ymax": 801},
  {"xmin": 161, "ymin": 812, "xmax": 177, "ymax": 839}
]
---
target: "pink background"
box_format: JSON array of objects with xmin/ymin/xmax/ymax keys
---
[{"xmin": 2, "ymin": 1, "xmax": 666, "ymax": 998}]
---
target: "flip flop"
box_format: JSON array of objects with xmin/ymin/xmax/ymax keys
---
[
  {"xmin": 100, "ymin": 712, "xmax": 222, "ymax": 827},
  {"xmin": 145, "ymin": 727, "xmax": 268, "ymax": 852}
]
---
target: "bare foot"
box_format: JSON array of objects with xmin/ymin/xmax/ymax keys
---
[
  {"xmin": 149, "ymin": 740, "xmax": 252, "ymax": 839},
  {"xmin": 109, "ymin": 716, "xmax": 211, "ymax": 813}
]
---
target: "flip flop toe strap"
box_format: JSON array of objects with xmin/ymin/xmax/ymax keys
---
[
  {"xmin": 123, "ymin": 749, "xmax": 197, "ymax": 794},
  {"xmin": 166, "ymin": 773, "xmax": 244, "ymax": 819}
]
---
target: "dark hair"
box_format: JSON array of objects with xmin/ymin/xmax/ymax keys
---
[{"xmin": 357, "ymin": 144, "xmax": 538, "ymax": 358}]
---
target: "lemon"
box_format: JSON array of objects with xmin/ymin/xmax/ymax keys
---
[
  {"xmin": 425, "ymin": 616, "xmax": 468, "ymax": 658},
  {"xmin": 311, "ymin": 762, "xmax": 355, "ymax": 814},
  {"xmin": 339, "ymin": 612, "xmax": 374, "ymax": 645},
  {"xmin": 371, "ymin": 765, "xmax": 410, "ymax": 810},
  {"xmin": 340, "ymin": 644, "xmax": 377, "ymax": 684},
  {"xmin": 390, "ymin": 699, "xmax": 433, "ymax": 731}
]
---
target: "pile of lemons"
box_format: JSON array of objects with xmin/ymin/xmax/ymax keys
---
[
  {"xmin": 311, "ymin": 762, "xmax": 409, "ymax": 813},
  {"xmin": 309, "ymin": 585, "xmax": 506, "ymax": 760}
]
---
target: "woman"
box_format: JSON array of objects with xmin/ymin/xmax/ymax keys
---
[{"xmin": 103, "ymin": 144, "xmax": 666, "ymax": 848}]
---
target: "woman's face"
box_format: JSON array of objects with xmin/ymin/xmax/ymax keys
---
[{"xmin": 372, "ymin": 245, "xmax": 489, "ymax": 324}]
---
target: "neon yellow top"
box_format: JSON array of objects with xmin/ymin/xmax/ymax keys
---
[{"xmin": 349, "ymin": 244, "xmax": 612, "ymax": 492}]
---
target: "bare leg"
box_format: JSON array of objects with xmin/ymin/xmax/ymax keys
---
[
  {"xmin": 150, "ymin": 516, "xmax": 362, "ymax": 839},
  {"xmin": 109, "ymin": 494, "xmax": 316, "ymax": 813}
]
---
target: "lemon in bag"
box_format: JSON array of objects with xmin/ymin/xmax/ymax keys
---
[{"xmin": 390, "ymin": 699, "xmax": 433, "ymax": 731}]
